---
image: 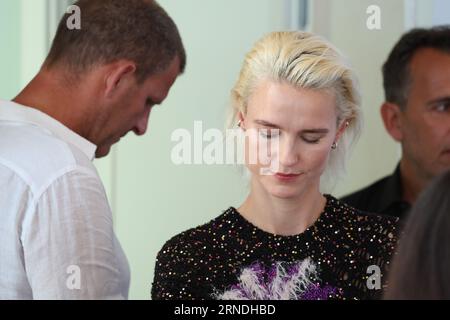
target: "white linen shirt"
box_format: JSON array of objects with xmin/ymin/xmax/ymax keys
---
[{"xmin": 0, "ymin": 100, "xmax": 130, "ymax": 299}]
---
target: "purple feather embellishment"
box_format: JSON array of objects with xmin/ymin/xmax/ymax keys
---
[{"xmin": 213, "ymin": 258, "xmax": 339, "ymax": 300}]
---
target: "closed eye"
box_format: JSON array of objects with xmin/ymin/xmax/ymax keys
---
[
  {"xmin": 301, "ymin": 132, "xmax": 325, "ymax": 143},
  {"xmin": 302, "ymin": 137, "xmax": 322, "ymax": 144},
  {"xmin": 259, "ymin": 128, "xmax": 280, "ymax": 139}
]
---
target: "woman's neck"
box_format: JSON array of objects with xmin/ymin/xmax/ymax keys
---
[{"xmin": 238, "ymin": 180, "xmax": 326, "ymax": 236}]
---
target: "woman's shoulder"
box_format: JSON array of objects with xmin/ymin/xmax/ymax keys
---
[
  {"xmin": 152, "ymin": 208, "xmax": 236, "ymax": 300},
  {"xmin": 330, "ymin": 195, "xmax": 399, "ymax": 231},
  {"xmin": 325, "ymin": 196, "xmax": 400, "ymax": 297},
  {"xmin": 327, "ymin": 195, "xmax": 400, "ymax": 251},
  {"xmin": 156, "ymin": 207, "xmax": 235, "ymax": 258}
]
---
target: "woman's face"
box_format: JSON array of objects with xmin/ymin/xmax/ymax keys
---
[{"xmin": 241, "ymin": 80, "xmax": 345, "ymax": 199}]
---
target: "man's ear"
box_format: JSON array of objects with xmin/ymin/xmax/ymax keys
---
[
  {"xmin": 380, "ymin": 102, "xmax": 403, "ymax": 142},
  {"xmin": 104, "ymin": 61, "xmax": 137, "ymax": 98}
]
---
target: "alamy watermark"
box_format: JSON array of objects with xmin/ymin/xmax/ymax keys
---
[
  {"xmin": 366, "ymin": 5, "xmax": 381, "ymax": 30},
  {"xmin": 366, "ymin": 265, "xmax": 382, "ymax": 290},
  {"xmin": 66, "ymin": 5, "xmax": 81, "ymax": 30},
  {"xmin": 170, "ymin": 121, "xmax": 281, "ymax": 175},
  {"xmin": 66, "ymin": 264, "xmax": 81, "ymax": 290}
]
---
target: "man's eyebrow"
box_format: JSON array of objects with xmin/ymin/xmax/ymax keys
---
[
  {"xmin": 426, "ymin": 96, "xmax": 450, "ymax": 106},
  {"xmin": 254, "ymin": 120, "xmax": 329, "ymax": 134}
]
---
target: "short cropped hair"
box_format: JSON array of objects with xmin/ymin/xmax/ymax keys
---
[
  {"xmin": 382, "ymin": 26, "xmax": 450, "ymax": 109},
  {"xmin": 44, "ymin": 0, "xmax": 186, "ymax": 82}
]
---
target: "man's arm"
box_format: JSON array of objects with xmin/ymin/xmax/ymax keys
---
[{"xmin": 20, "ymin": 167, "xmax": 128, "ymax": 299}]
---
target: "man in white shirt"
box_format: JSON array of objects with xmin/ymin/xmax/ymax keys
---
[{"xmin": 0, "ymin": 0, "xmax": 186, "ymax": 299}]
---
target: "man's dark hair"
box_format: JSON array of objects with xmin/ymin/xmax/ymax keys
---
[
  {"xmin": 44, "ymin": 0, "xmax": 186, "ymax": 83},
  {"xmin": 382, "ymin": 26, "xmax": 450, "ymax": 109}
]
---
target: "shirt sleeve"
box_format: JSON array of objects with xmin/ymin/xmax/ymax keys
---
[{"xmin": 20, "ymin": 167, "xmax": 128, "ymax": 300}]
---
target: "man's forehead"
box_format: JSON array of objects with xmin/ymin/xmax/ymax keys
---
[
  {"xmin": 410, "ymin": 48, "xmax": 450, "ymax": 76},
  {"xmin": 409, "ymin": 49, "xmax": 450, "ymax": 92}
]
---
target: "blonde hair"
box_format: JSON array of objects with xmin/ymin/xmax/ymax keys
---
[{"xmin": 228, "ymin": 31, "xmax": 363, "ymax": 191}]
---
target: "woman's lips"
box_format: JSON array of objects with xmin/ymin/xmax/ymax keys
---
[{"xmin": 274, "ymin": 172, "xmax": 303, "ymax": 181}]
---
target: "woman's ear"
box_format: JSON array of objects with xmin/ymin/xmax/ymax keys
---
[
  {"xmin": 238, "ymin": 111, "xmax": 246, "ymax": 130},
  {"xmin": 334, "ymin": 118, "xmax": 349, "ymax": 143},
  {"xmin": 104, "ymin": 60, "xmax": 137, "ymax": 99}
]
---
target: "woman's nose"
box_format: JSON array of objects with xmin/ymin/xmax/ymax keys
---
[{"xmin": 278, "ymin": 139, "xmax": 299, "ymax": 167}]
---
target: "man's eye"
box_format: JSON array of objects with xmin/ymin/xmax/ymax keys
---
[{"xmin": 434, "ymin": 102, "xmax": 450, "ymax": 112}]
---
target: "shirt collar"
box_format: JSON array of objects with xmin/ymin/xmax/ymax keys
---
[
  {"xmin": 0, "ymin": 100, "xmax": 97, "ymax": 161},
  {"xmin": 378, "ymin": 163, "xmax": 409, "ymax": 212}
]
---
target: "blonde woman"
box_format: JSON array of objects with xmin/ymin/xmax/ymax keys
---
[{"xmin": 152, "ymin": 32, "xmax": 399, "ymax": 300}]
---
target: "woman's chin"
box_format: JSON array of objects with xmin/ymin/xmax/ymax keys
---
[{"xmin": 265, "ymin": 186, "xmax": 300, "ymax": 199}]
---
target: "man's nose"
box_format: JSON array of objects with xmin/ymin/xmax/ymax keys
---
[{"xmin": 133, "ymin": 109, "xmax": 151, "ymax": 136}]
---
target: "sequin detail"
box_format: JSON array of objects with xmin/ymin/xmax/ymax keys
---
[{"xmin": 152, "ymin": 194, "xmax": 399, "ymax": 300}]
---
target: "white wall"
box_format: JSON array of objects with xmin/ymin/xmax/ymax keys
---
[
  {"xmin": 0, "ymin": 1, "xmax": 21, "ymax": 99},
  {"xmin": 431, "ymin": 0, "xmax": 450, "ymax": 25}
]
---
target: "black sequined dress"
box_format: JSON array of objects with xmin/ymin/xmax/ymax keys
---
[{"xmin": 152, "ymin": 195, "xmax": 399, "ymax": 300}]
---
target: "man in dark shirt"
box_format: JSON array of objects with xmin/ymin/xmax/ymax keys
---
[
  {"xmin": 342, "ymin": 27, "xmax": 450, "ymax": 220},
  {"xmin": 342, "ymin": 164, "xmax": 411, "ymax": 219}
]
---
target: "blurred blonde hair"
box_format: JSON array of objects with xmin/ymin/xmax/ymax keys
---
[{"xmin": 228, "ymin": 31, "xmax": 363, "ymax": 191}]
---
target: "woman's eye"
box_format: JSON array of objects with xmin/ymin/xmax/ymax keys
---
[
  {"xmin": 259, "ymin": 129, "xmax": 279, "ymax": 139},
  {"xmin": 302, "ymin": 137, "xmax": 321, "ymax": 144}
]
